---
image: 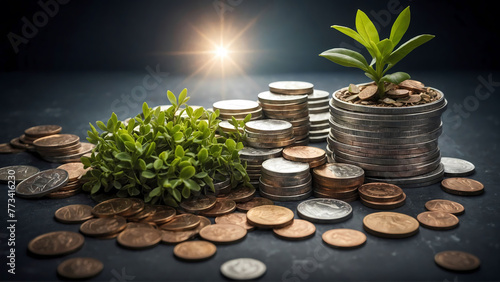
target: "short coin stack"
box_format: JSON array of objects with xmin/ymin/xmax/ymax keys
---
[
  {"xmin": 10, "ymin": 125, "xmax": 62, "ymax": 152},
  {"xmin": 238, "ymin": 147, "xmax": 282, "ymax": 186},
  {"xmin": 33, "ymin": 134, "xmax": 94, "ymax": 163},
  {"xmin": 244, "ymin": 120, "xmax": 295, "ymax": 148},
  {"xmin": 282, "ymin": 146, "xmax": 327, "ymax": 168},
  {"xmin": 307, "ymin": 90, "xmax": 330, "ymax": 143},
  {"xmin": 312, "ymin": 163, "xmax": 364, "ymax": 202},
  {"xmin": 213, "ymin": 100, "xmax": 262, "ymax": 121},
  {"xmin": 259, "ymin": 157, "xmax": 311, "ymax": 201},
  {"xmin": 46, "ymin": 163, "xmax": 89, "ymax": 198},
  {"xmin": 358, "ymin": 182, "xmax": 406, "ymax": 210}
]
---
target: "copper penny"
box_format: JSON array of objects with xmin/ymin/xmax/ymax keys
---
[
  {"xmin": 33, "ymin": 134, "xmax": 80, "ymax": 148},
  {"xmin": 180, "ymin": 195, "xmax": 217, "ymax": 213},
  {"xmin": 215, "ymin": 213, "xmax": 254, "ymax": 231},
  {"xmin": 127, "ymin": 204, "xmax": 156, "ymax": 222},
  {"xmin": 435, "ymin": 251, "xmax": 480, "ymax": 272},
  {"xmin": 359, "ymin": 85, "xmax": 378, "ymax": 100},
  {"xmin": 358, "ymin": 182, "xmax": 403, "ymax": 202},
  {"xmin": 120, "ymin": 198, "xmax": 145, "ymax": 217},
  {"xmin": 126, "ymin": 222, "xmax": 157, "ymax": 230},
  {"xmin": 399, "ymin": 79, "xmax": 425, "ymax": 91},
  {"xmin": 200, "ymin": 198, "xmax": 236, "ymax": 217},
  {"xmin": 282, "ymin": 146, "xmax": 326, "ymax": 163},
  {"xmin": 57, "ymin": 257, "xmax": 103, "ymax": 280},
  {"xmin": 80, "ymin": 216, "xmax": 127, "ymax": 237},
  {"xmin": 173, "ymin": 241, "xmax": 217, "ymax": 261},
  {"xmin": 236, "ymin": 197, "xmax": 274, "ymax": 212},
  {"xmin": 273, "ymin": 219, "xmax": 316, "ymax": 240},
  {"xmin": 363, "ymin": 212, "xmax": 419, "ymax": 239},
  {"xmin": 199, "ymin": 224, "xmax": 247, "ymax": 244},
  {"xmin": 54, "ymin": 204, "xmax": 94, "ymax": 223},
  {"xmin": 219, "ymin": 185, "xmax": 256, "ymax": 203},
  {"xmin": 57, "ymin": 162, "xmax": 89, "ymax": 182},
  {"xmin": 117, "ymin": 228, "xmax": 162, "ymax": 249},
  {"xmin": 246, "ymin": 205, "xmax": 294, "ymax": 229},
  {"xmin": 142, "ymin": 205, "xmax": 176, "ymax": 225},
  {"xmin": 322, "ymin": 229, "xmax": 367, "ymax": 248},
  {"xmin": 45, "ymin": 187, "xmax": 81, "ymax": 199},
  {"xmin": 441, "ymin": 178, "xmax": 484, "ymax": 196},
  {"xmin": 360, "ymin": 192, "xmax": 407, "ymax": 210},
  {"xmin": 25, "ymin": 125, "xmax": 62, "ymax": 137},
  {"xmin": 160, "ymin": 214, "xmax": 200, "ymax": 231},
  {"xmin": 28, "ymin": 231, "xmax": 84, "ymax": 256},
  {"xmin": 417, "ymin": 211, "xmax": 459, "ymax": 230},
  {"xmin": 10, "ymin": 137, "xmax": 34, "ymax": 150},
  {"xmin": 91, "ymin": 198, "xmax": 133, "ymax": 217},
  {"xmin": 161, "ymin": 216, "xmax": 211, "ymax": 244},
  {"xmin": 0, "ymin": 143, "xmax": 25, "ymax": 154},
  {"xmin": 425, "ymin": 199, "xmax": 465, "ymax": 215}
]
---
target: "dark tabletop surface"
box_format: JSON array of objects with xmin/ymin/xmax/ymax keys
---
[{"xmin": 0, "ymin": 70, "xmax": 499, "ymax": 282}]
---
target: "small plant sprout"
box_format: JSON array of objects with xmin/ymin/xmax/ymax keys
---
[{"xmin": 320, "ymin": 6, "xmax": 434, "ymax": 99}]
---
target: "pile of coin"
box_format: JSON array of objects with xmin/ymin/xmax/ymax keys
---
[
  {"xmin": 238, "ymin": 147, "xmax": 282, "ymax": 186},
  {"xmin": 328, "ymin": 84, "xmax": 447, "ymax": 187},
  {"xmin": 307, "ymin": 90, "xmax": 330, "ymax": 143},
  {"xmin": 282, "ymin": 146, "xmax": 326, "ymax": 168},
  {"xmin": 312, "ymin": 163, "xmax": 364, "ymax": 201},
  {"xmin": 244, "ymin": 120, "xmax": 295, "ymax": 148},
  {"xmin": 16, "ymin": 168, "xmax": 69, "ymax": 198},
  {"xmin": 33, "ymin": 133, "xmax": 94, "ymax": 163},
  {"xmin": 45, "ymin": 163, "xmax": 89, "ymax": 198},
  {"xmin": 213, "ymin": 100, "xmax": 262, "ymax": 121},
  {"xmin": 259, "ymin": 157, "xmax": 312, "ymax": 201},
  {"xmin": 8, "ymin": 125, "xmax": 62, "ymax": 152},
  {"xmin": 358, "ymin": 182, "xmax": 406, "ymax": 210}
]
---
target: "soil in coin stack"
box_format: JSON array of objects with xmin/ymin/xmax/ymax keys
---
[
  {"xmin": 28, "ymin": 231, "xmax": 84, "ymax": 256},
  {"xmin": 363, "ymin": 212, "xmax": 419, "ymax": 239},
  {"xmin": 273, "ymin": 219, "xmax": 316, "ymax": 240},
  {"xmin": 297, "ymin": 198, "xmax": 353, "ymax": 223},
  {"xmin": 282, "ymin": 146, "xmax": 326, "ymax": 168},
  {"xmin": 57, "ymin": 257, "xmax": 103, "ymax": 280},
  {"xmin": 173, "ymin": 241, "xmax": 217, "ymax": 261},
  {"xmin": 55, "ymin": 204, "xmax": 94, "ymax": 223},
  {"xmin": 425, "ymin": 199, "xmax": 465, "ymax": 215},
  {"xmin": 246, "ymin": 205, "xmax": 294, "ymax": 229},
  {"xmin": 322, "ymin": 229, "xmax": 367, "ymax": 248},
  {"xmin": 220, "ymin": 258, "xmax": 267, "ymax": 280},
  {"xmin": 417, "ymin": 211, "xmax": 459, "ymax": 230},
  {"xmin": 441, "ymin": 178, "xmax": 484, "ymax": 196},
  {"xmin": 434, "ymin": 251, "xmax": 480, "ymax": 272}
]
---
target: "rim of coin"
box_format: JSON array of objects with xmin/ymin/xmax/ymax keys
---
[
  {"xmin": 117, "ymin": 228, "xmax": 162, "ymax": 249},
  {"xmin": 358, "ymin": 183, "xmax": 404, "ymax": 202},
  {"xmin": 56, "ymin": 162, "xmax": 88, "ymax": 182},
  {"xmin": 28, "ymin": 231, "xmax": 84, "ymax": 256},
  {"xmin": 434, "ymin": 251, "xmax": 480, "ymax": 272},
  {"xmin": 363, "ymin": 212, "xmax": 419, "ymax": 239},
  {"xmin": 261, "ymin": 157, "xmax": 310, "ymax": 177},
  {"xmin": 239, "ymin": 147, "xmax": 283, "ymax": 161},
  {"xmin": 80, "ymin": 216, "xmax": 127, "ymax": 237},
  {"xmin": 260, "ymin": 189, "xmax": 312, "ymax": 202},
  {"xmin": 322, "ymin": 229, "xmax": 367, "ymax": 248},
  {"xmin": 0, "ymin": 165, "xmax": 40, "ymax": 183},
  {"xmin": 424, "ymin": 199, "xmax": 465, "ymax": 215},
  {"xmin": 91, "ymin": 198, "xmax": 133, "ymax": 217},
  {"xmin": 282, "ymin": 146, "xmax": 326, "ymax": 163},
  {"xmin": 199, "ymin": 198, "xmax": 236, "ymax": 217},
  {"xmin": 273, "ymin": 219, "xmax": 316, "ymax": 240},
  {"xmin": 57, "ymin": 257, "xmax": 103, "ymax": 280},
  {"xmin": 220, "ymin": 258, "xmax": 267, "ymax": 280},
  {"xmin": 144, "ymin": 205, "xmax": 177, "ymax": 225},
  {"xmin": 313, "ymin": 163, "xmax": 364, "ymax": 183},
  {"xmin": 127, "ymin": 205, "xmax": 156, "ymax": 222},
  {"xmin": 246, "ymin": 205, "xmax": 294, "ymax": 229},
  {"xmin": 245, "ymin": 120, "xmax": 293, "ymax": 134},
  {"xmin": 360, "ymin": 193, "xmax": 407, "ymax": 210},
  {"xmin": 440, "ymin": 157, "xmax": 475, "ymax": 177},
  {"xmin": 213, "ymin": 99, "xmax": 260, "ymax": 113},
  {"xmin": 54, "ymin": 204, "xmax": 94, "ymax": 223},
  {"xmin": 120, "ymin": 198, "xmax": 145, "ymax": 217},
  {"xmin": 161, "ymin": 216, "xmax": 211, "ymax": 244},
  {"xmin": 199, "ymin": 223, "xmax": 247, "ymax": 244},
  {"xmin": 180, "ymin": 195, "xmax": 217, "ymax": 213},
  {"xmin": 441, "ymin": 178, "xmax": 484, "ymax": 196},
  {"xmin": 33, "ymin": 134, "xmax": 80, "ymax": 148},
  {"xmin": 173, "ymin": 241, "xmax": 217, "ymax": 261},
  {"xmin": 269, "ymin": 81, "xmax": 314, "ymax": 95},
  {"xmin": 308, "ymin": 89, "xmax": 330, "ymax": 100},
  {"xmin": 417, "ymin": 211, "xmax": 459, "ymax": 230},
  {"xmin": 218, "ymin": 120, "xmax": 245, "ymax": 133},
  {"xmin": 236, "ymin": 197, "xmax": 274, "ymax": 212},
  {"xmin": 297, "ymin": 198, "xmax": 353, "ymax": 223},
  {"xmin": 160, "ymin": 214, "xmax": 200, "ymax": 231},
  {"xmin": 215, "ymin": 212, "xmax": 254, "ymax": 231},
  {"xmin": 219, "ymin": 185, "xmax": 256, "ymax": 203},
  {"xmin": 25, "ymin": 125, "xmax": 62, "ymax": 137},
  {"xmin": 258, "ymin": 91, "xmax": 308, "ymax": 104},
  {"xmin": 15, "ymin": 169, "xmax": 69, "ymax": 198}
]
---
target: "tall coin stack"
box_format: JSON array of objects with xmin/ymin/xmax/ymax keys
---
[
  {"xmin": 238, "ymin": 147, "xmax": 283, "ymax": 187},
  {"xmin": 259, "ymin": 157, "xmax": 312, "ymax": 201},
  {"xmin": 244, "ymin": 120, "xmax": 295, "ymax": 149},
  {"xmin": 213, "ymin": 100, "xmax": 262, "ymax": 121},
  {"xmin": 312, "ymin": 163, "xmax": 364, "ymax": 202},
  {"xmin": 307, "ymin": 90, "xmax": 331, "ymax": 143},
  {"xmin": 328, "ymin": 83, "xmax": 447, "ymax": 187},
  {"xmin": 260, "ymin": 81, "xmax": 313, "ymax": 145},
  {"xmin": 34, "ymin": 134, "xmax": 94, "ymax": 163}
]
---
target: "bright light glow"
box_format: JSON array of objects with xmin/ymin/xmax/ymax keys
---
[{"xmin": 215, "ymin": 46, "xmax": 228, "ymax": 58}]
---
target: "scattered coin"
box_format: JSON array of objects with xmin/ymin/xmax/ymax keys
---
[
  {"xmin": 160, "ymin": 214, "xmax": 200, "ymax": 231},
  {"xmin": 441, "ymin": 157, "xmax": 475, "ymax": 176},
  {"xmin": 441, "ymin": 178, "xmax": 484, "ymax": 196},
  {"xmin": 28, "ymin": 231, "xmax": 84, "ymax": 256},
  {"xmin": 273, "ymin": 219, "xmax": 316, "ymax": 240},
  {"xmin": 56, "ymin": 162, "xmax": 89, "ymax": 182},
  {"xmin": 269, "ymin": 81, "xmax": 314, "ymax": 95},
  {"xmin": 127, "ymin": 204, "xmax": 156, "ymax": 222},
  {"xmin": 199, "ymin": 224, "xmax": 247, "ymax": 244},
  {"xmin": 220, "ymin": 258, "xmax": 267, "ymax": 280},
  {"xmin": 16, "ymin": 169, "xmax": 69, "ymax": 198},
  {"xmin": 120, "ymin": 198, "xmax": 145, "ymax": 217},
  {"xmin": 117, "ymin": 228, "xmax": 162, "ymax": 249},
  {"xmin": 54, "ymin": 204, "xmax": 94, "ymax": 223},
  {"xmin": 215, "ymin": 213, "xmax": 254, "ymax": 231},
  {"xmin": 425, "ymin": 199, "xmax": 465, "ymax": 215},
  {"xmin": 0, "ymin": 165, "xmax": 40, "ymax": 183},
  {"xmin": 57, "ymin": 257, "xmax": 103, "ymax": 280},
  {"xmin": 360, "ymin": 192, "xmax": 407, "ymax": 210},
  {"xmin": 219, "ymin": 185, "xmax": 256, "ymax": 203},
  {"xmin": 0, "ymin": 143, "xmax": 25, "ymax": 154},
  {"xmin": 417, "ymin": 211, "xmax": 459, "ymax": 230},
  {"xmin": 200, "ymin": 198, "xmax": 236, "ymax": 217},
  {"xmin": 142, "ymin": 205, "xmax": 176, "ymax": 225},
  {"xmin": 180, "ymin": 195, "xmax": 217, "ymax": 213},
  {"xmin": 161, "ymin": 216, "xmax": 211, "ymax": 244},
  {"xmin": 322, "ymin": 229, "xmax": 367, "ymax": 248},
  {"xmin": 363, "ymin": 212, "xmax": 419, "ymax": 239},
  {"xmin": 434, "ymin": 251, "xmax": 480, "ymax": 272},
  {"xmin": 236, "ymin": 197, "xmax": 274, "ymax": 212},
  {"xmin": 80, "ymin": 216, "xmax": 127, "ymax": 237},
  {"xmin": 92, "ymin": 198, "xmax": 133, "ymax": 217},
  {"xmin": 297, "ymin": 198, "xmax": 353, "ymax": 223},
  {"xmin": 246, "ymin": 205, "xmax": 294, "ymax": 229},
  {"xmin": 173, "ymin": 241, "xmax": 217, "ymax": 261}
]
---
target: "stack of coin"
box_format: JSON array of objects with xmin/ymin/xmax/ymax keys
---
[
  {"xmin": 358, "ymin": 182, "xmax": 406, "ymax": 210},
  {"xmin": 238, "ymin": 147, "xmax": 282, "ymax": 186},
  {"xmin": 33, "ymin": 134, "xmax": 94, "ymax": 163},
  {"xmin": 244, "ymin": 120, "xmax": 295, "ymax": 148},
  {"xmin": 282, "ymin": 146, "xmax": 326, "ymax": 168},
  {"xmin": 307, "ymin": 90, "xmax": 330, "ymax": 143},
  {"xmin": 312, "ymin": 163, "xmax": 364, "ymax": 201},
  {"xmin": 10, "ymin": 125, "xmax": 62, "ymax": 152},
  {"xmin": 205, "ymin": 178, "xmax": 232, "ymax": 196},
  {"xmin": 46, "ymin": 163, "xmax": 89, "ymax": 198},
  {"xmin": 213, "ymin": 100, "xmax": 262, "ymax": 121},
  {"xmin": 328, "ymin": 83, "xmax": 447, "ymax": 187},
  {"xmin": 259, "ymin": 157, "xmax": 311, "ymax": 201}
]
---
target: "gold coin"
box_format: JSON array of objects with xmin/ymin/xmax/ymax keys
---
[
  {"xmin": 425, "ymin": 199, "xmax": 465, "ymax": 215},
  {"xmin": 322, "ymin": 229, "xmax": 367, "ymax": 248},
  {"xmin": 219, "ymin": 185, "xmax": 256, "ymax": 203},
  {"xmin": 200, "ymin": 198, "xmax": 236, "ymax": 217},
  {"xmin": 28, "ymin": 231, "xmax": 84, "ymax": 256},
  {"xmin": 215, "ymin": 213, "xmax": 254, "ymax": 231},
  {"xmin": 160, "ymin": 214, "xmax": 200, "ymax": 231},
  {"xmin": 161, "ymin": 216, "xmax": 211, "ymax": 244},
  {"xmin": 80, "ymin": 216, "xmax": 127, "ymax": 237},
  {"xmin": 91, "ymin": 198, "xmax": 133, "ymax": 217},
  {"xmin": 117, "ymin": 228, "xmax": 162, "ymax": 249},
  {"xmin": 54, "ymin": 204, "xmax": 93, "ymax": 224},
  {"xmin": 363, "ymin": 212, "xmax": 419, "ymax": 239},
  {"xmin": 173, "ymin": 241, "xmax": 217, "ymax": 261},
  {"xmin": 417, "ymin": 211, "xmax": 459, "ymax": 230},
  {"xmin": 180, "ymin": 195, "xmax": 217, "ymax": 213},
  {"xmin": 57, "ymin": 257, "xmax": 103, "ymax": 280},
  {"xmin": 246, "ymin": 205, "xmax": 294, "ymax": 229},
  {"xmin": 434, "ymin": 251, "xmax": 480, "ymax": 272},
  {"xmin": 273, "ymin": 219, "xmax": 316, "ymax": 240},
  {"xmin": 236, "ymin": 197, "xmax": 274, "ymax": 212},
  {"xmin": 282, "ymin": 146, "xmax": 326, "ymax": 163},
  {"xmin": 199, "ymin": 224, "xmax": 247, "ymax": 244}
]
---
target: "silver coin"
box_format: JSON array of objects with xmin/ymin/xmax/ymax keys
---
[
  {"xmin": 260, "ymin": 189, "xmax": 312, "ymax": 202},
  {"xmin": 245, "ymin": 120, "xmax": 293, "ymax": 134},
  {"xmin": 269, "ymin": 81, "xmax": 314, "ymax": 95},
  {"xmin": 258, "ymin": 91, "xmax": 308, "ymax": 105},
  {"xmin": 328, "ymin": 134, "xmax": 439, "ymax": 151},
  {"xmin": 307, "ymin": 89, "xmax": 330, "ymax": 101},
  {"xmin": 220, "ymin": 258, "xmax": 266, "ymax": 280},
  {"xmin": 365, "ymin": 164, "xmax": 444, "ymax": 187},
  {"xmin": 334, "ymin": 149, "xmax": 441, "ymax": 166},
  {"xmin": 309, "ymin": 106, "xmax": 330, "ymax": 114},
  {"xmin": 0, "ymin": 165, "xmax": 40, "ymax": 183},
  {"xmin": 259, "ymin": 177, "xmax": 312, "ymax": 196},
  {"xmin": 218, "ymin": 120, "xmax": 244, "ymax": 133},
  {"xmin": 330, "ymin": 126, "xmax": 442, "ymax": 145},
  {"xmin": 330, "ymin": 119, "xmax": 441, "ymax": 138},
  {"xmin": 309, "ymin": 128, "xmax": 330, "ymax": 137},
  {"xmin": 297, "ymin": 198, "xmax": 353, "ymax": 223},
  {"xmin": 309, "ymin": 112, "xmax": 330, "ymax": 124},
  {"xmin": 261, "ymin": 157, "xmax": 310, "ymax": 176},
  {"xmin": 308, "ymin": 99, "xmax": 330, "ymax": 108},
  {"xmin": 239, "ymin": 147, "xmax": 282, "ymax": 160},
  {"xmin": 213, "ymin": 100, "xmax": 260, "ymax": 113},
  {"xmin": 441, "ymin": 157, "xmax": 475, "ymax": 177},
  {"xmin": 16, "ymin": 169, "xmax": 69, "ymax": 198}
]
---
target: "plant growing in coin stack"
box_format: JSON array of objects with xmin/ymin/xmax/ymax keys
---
[
  {"xmin": 320, "ymin": 6, "xmax": 434, "ymax": 99},
  {"xmin": 81, "ymin": 89, "xmax": 250, "ymax": 207}
]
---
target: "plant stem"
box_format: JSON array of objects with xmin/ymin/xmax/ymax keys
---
[{"xmin": 376, "ymin": 81, "xmax": 385, "ymax": 99}]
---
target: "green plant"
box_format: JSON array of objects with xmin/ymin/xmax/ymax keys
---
[
  {"xmin": 320, "ymin": 6, "xmax": 434, "ymax": 98},
  {"xmin": 81, "ymin": 89, "xmax": 250, "ymax": 207},
  {"xmin": 218, "ymin": 115, "xmax": 251, "ymax": 144}
]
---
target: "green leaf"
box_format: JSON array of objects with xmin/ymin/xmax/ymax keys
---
[
  {"xmin": 198, "ymin": 148, "xmax": 208, "ymax": 162},
  {"xmin": 183, "ymin": 178, "xmax": 201, "ymax": 191},
  {"xmin": 386, "ymin": 34, "xmax": 435, "ymax": 67},
  {"xmin": 115, "ymin": 152, "xmax": 132, "ymax": 162},
  {"xmin": 390, "ymin": 6, "xmax": 411, "ymax": 46},
  {"xmin": 142, "ymin": 102, "xmax": 150, "ymax": 118},
  {"xmin": 171, "ymin": 188, "xmax": 181, "ymax": 202},
  {"xmin": 145, "ymin": 142, "xmax": 156, "ymax": 157},
  {"xmin": 153, "ymin": 159, "xmax": 163, "ymax": 170},
  {"xmin": 355, "ymin": 9, "xmax": 379, "ymax": 43},
  {"xmin": 175, "ymin": 145, "xmax": 185, "ymax": 158},
  {"xmin": 195, "ymin": 171, "xmax": 208, "ymax": 178},
  {"xmin": 91, "ymin": 181, "xmax": 101, "ymax": 194},
  {"xmin": 331, "ymin": 25, "xmax": 367, "ymax": 47},
  {"xmin": 80, "ymin": 156, "xmax": 91, "ymax": 167},
  {"xmin": 225, "ymin": 138, "xmax": 236, "ymax": 151},
  {"xmin": 124, "ymin": 141, "xmax": 136, "ymax": 151},
  {"xmin": 150, "ymin": 187, "xmax": 162, "ymax": 197},
  {"xmin": 167, "ymin": 90, "xmax": 177, "ymax": 106},
  {"xmin": 179, "ymin": 166, "xmax": 196, "ymax": 179},
  {"xmin": 138, "ymin": 159, "xmax": 147, "ymax": 170},
  {"xmin": 193, "ymin": 106, "xmax": 204, "ymax": 119},
  {"xmin": 376, "ymin": 39, "xmax": 394, "ymax": 59},
  {"xmin": 173, "ymin": 132, "xmax": 184, "ymax": 142},
  {"xmin": 96, "ymin": 121, "xmax": 107, "ymax": 131},
  {"xmin": 319, "ymin": 48, "xmax": 369, "ymax": 71},
  {"xmin": 163, "ymin": 195, "xmax": 178, "ymax": 207},
  {"xmin": 178, "ymin": 88, "xmax": 187, "ymax": 105},
  {"xmin": 182, "ymin": 185, "xmax": 191, "ymax": 198},
  {"xmin": 380, "ymin": 72, "xmax": 411, "ymax": 84}
]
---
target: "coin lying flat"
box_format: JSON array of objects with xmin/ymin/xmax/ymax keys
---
[
  {"xmin": 441, "ymin": 157, "xmax": 475, "ymax": 176},
  {"xmin": 246, "ymin": 205, "xmax": 294, "ymax": 229},
  {"xmin": 417, "ymin": 211, "xmax": 459, "ymax": 230},
  {"xmin": 425, "ymin": 199, "xmax": 465, "ymax": 215},
  {"xmin": 262, "ymin": 157, "xmax": 310, "ymax": 177},
  {"xmin": 199, "ymin": 224, "xmax": 247, "ymax": 244},
  {"xmin": 80, "ymin": 216, "xmax": 127, "ymax": 237},
  {"xmin": 434, "ymin": 251, "xmax": 480, "ymax": 272},
  {"xmin": 213, "ymin": 100, "xmax": 260, "ymax": 113},
  {"xmin": 117, "ymin": 228, "xmax": 162, "ymax": 249},
  {"xmin": 297, "ymin": 198, "xmax": 353, "ymax": 223},
  {"xmin": 282, "ymin": 146, "xmax": 326, "ymax": 163},
  {"xmin": 56, "ymin": 162, "xmax": 89, "ymax": 182},
  {"xmin": 0, "ymin": 143, "xmax": 25, "ymax": 154},
  {"xmin": 220, "ymin": 258, "xmax": 266, "ymax": 280},
  {"xmin": 273, "ymin": 219, "xmax": 316, "ymax": 240},
  {"xmin": 25, "ymin": 125, "xmax": 62, "ymax": 137},
  {"xmin": 57, "ymin": 257, "xmax": 103, "ymax": 280},
  {"xmin": 441, "ymin": 178, "xmax": 484, "ymax": 196},
  {"xmin": 180, "ymin": 195, "xmax": 217, "ymax": 213},
  {"xmin": 54, "ymin": 204, "xmax": 94, "ymax": 223},
  {"xmin": 363, "ymin": 212, "xmax": 419, "ymax": 239},
  {"xmin": 236, "ymin": 197, "xmax": 274, "ymax": 212},
  {"xmin": 358, "ymin": 183, "xmax": 403, "ymax": 202},
  {"xmin": 33, "ymin": 134, "xmax": 80, "ymax": 148},
  {"xmin": 0, "ymin": 165, "xmax": 40, "ymax": 183},
  {"xmin": 322, "ymin": 229, "xmax": 367, "ymax": 248},
  {"xmin": 161, "ymin": 216, "xmax": 211, "ymax": 244},
  {"xmin": 219, "ymin": 185, "xmax": 256, "ymax": 203},
  {"xmin": 245, "ymin": 120, "xmax": 293, "ymax": 134},
  {"xmin": 160, "ymin": 214, "xmax": 200, "ymax": 231},
  {"xmin": 143, "ymin": 205, "xmax": 176, "ymax": 225},
  {"xmin": 199, "ymin": 198, "xmax": 236, "ymax": 217},
  {"xmin": 16, "ymin": 169, "xmax": 69, "ymax": 198},
  {"xmin": 92, "ymin": 198, "xmax": 133, "ymax": 217},
  {"xmin": 28, "ymin": 231, "xmax": 84, "ymax": 256},
  {"xmin": 173, "ymin": 241, "xmax": 217, "ymax": 261},
  {"xmin": 215, "ymin": 213, "xmax": 254, "ymax": 231},
  {"xmin": 269, "ymin": 81, "xmax": 314, "ymax": 95}
]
